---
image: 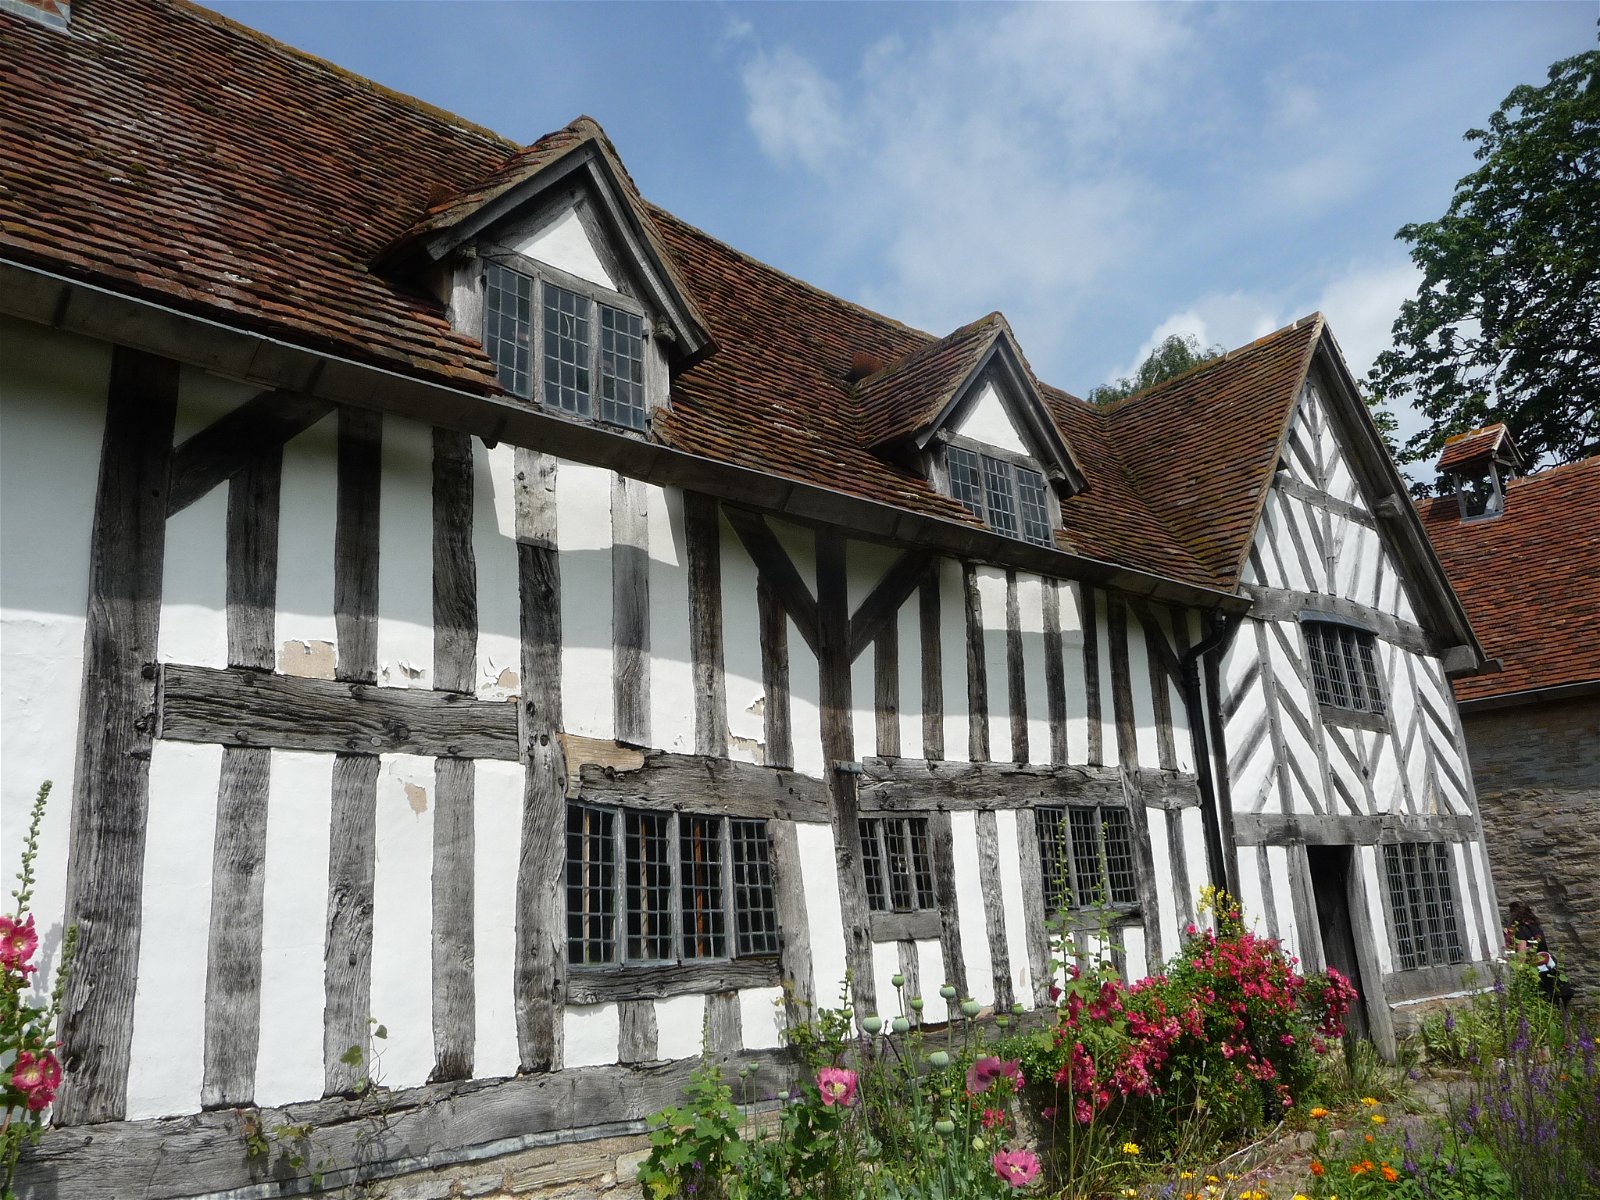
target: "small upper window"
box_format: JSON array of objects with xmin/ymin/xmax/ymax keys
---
[
  {"xmin": 1035, "ymin": 805, "xmax": 1138, "ymax": 914},
  {"xmin": 1453, "ymin": 465, "xmax": 1505, "ymax": 520},
  {"xmin": 1382, "ymin": 841, "xmax": 1465, "ymax": 971},
  {"xmin": 1304, "ymin": 621, "xmax": 1385, "ymax": 716},
  {"xmin": 566, "ymin": 803, "xmax": 779, "ymax": 967},
  {"xmin": 948, "ymin": 444, "xmax": 1053, "ymax": 547},
  {"xmin": 859, "ymin": 816, "xmax": 937, "ymax": 914},
  {"xmin": 485, "ymin": 261, "xmax": 651, "ymax": 432}
]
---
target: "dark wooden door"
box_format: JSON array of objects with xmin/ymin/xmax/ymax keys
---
[{"xmin": 1307, "ymin": 845, "xmax": 1370, "ymax": 1043}]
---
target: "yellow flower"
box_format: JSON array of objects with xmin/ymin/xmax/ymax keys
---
[
  {"xmin": 1360, "ymin": 1096, "xmax": 1379, "ymax": 1107},
  {"xmin": 1122, "ymin": 1141, "xmax": 1141, "ymax": 1156},
  {"xmin": 1179, "ymin": 1171, "xmax": 1196, "ymax": 1180},
  {"xmin": 1309, "ymin": 1106, "xmax": 1330, "ymax": 1118},
  {"xmin": 1225, "ymin": 1173, "xmax": 1238, "ymax": 1182},
  {"xmin": 1293, "ymin": 1195, "xmax": 1312, "ymax": 1200},
  {"xmin": 1371, "ymin": 1113, "xmax": 1387, "ymax": 1125},
  {"xmin": 1206, "ymin": 1176, "xmax": 1220, "ymax": 1185},
  {"xmin": 1122, "ymin": 1190, "xmax": 1139, "ymax": 1198}
]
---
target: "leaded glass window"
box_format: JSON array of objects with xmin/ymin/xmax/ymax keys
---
[
  {"xmin": 1383, "ymin": 841, "xmax": 1465, "ymax": 971},
  {"xmin": 600, "ymin": 305, "xmax": 647, "ymax": 430},
  {"xmin": 484, "ymin": 262, "xmax": 533, "ymax": 397},
  {"xmin": 947, "ymin": 444, "xmax": 1055, "ymax": 547},
  {"xmin": 1035, "ymin": 805, "xmax": 1139, "ymax": 913},
  {"xmin": 859, "ymin": 816, "xmax": 937, "ymax": 913},
  {"xmin": 1305, "ymin": 622, "xmax": 1386, "ymax": 715},
  {"xmin": 542, "ymin": 282, "xmax": 591, "ymax": 415}
]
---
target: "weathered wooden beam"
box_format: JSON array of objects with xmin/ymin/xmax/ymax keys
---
[
  {"xmin": 975, "ymin": 810, "xmax": 1013, "ymax": 1010},
  {"xmin": 431, "ymin": 756, "xmax": 475, "ymax": 1082},
  {"xmin": 1240, "ymin": 584, "xmax": 1433, "ymax": 656},
  {"xmin": 1042, "ymin": 579, "xmax": 1068, "ymax": 767},
  {"xmin": 686, "ymin": 494, "xmax": 730, "ymax": 756},
  {"xmin": 929, "ymin": 811, "xmax": 966, "ymax": 998},
  {"xmin": 919, "ymin": 573, "xmax": 944, "ymax": 761},
  {"xmin": 324, "ymin": 753, "xmax": 378, "ymax": 1096},
  {"xmin": 515, "ymin": 447, "xmax": 566, "ymax": 1073},
  {"xmin": 57, "ymin": 347, "xmax": 178, "ymax": 1125},
  {"xmin": 432, "ymin": 427, "xmax": 479, "ymax": 695},
  {"xmin": 723, "ymin": 507, "xmax": 820, "ymax": 656},
  {"xmin": 769, "ymin": 819, "xmax": 817, "ymax": 1021},
  {"xmin": 333, "ymin": 406, "xmax": 382, "ymax": 685},
  {"xmin": 225, "ymin": 450, "xmax": 282, "ymax": 671},
  {"xmin": 846, "ymin": 547, "xmax": 934, "ymax": 662},
  {"xmin": 1015, "ymin": 807, "xmax": 1052, "ymax": 1007},
  {"xmin": 868, "ymin": 910, "xmax": 940, "ymax": 943},
  {"xmin": 1005, "ymin": 571, "xmax": 1029, "ymax": 764},
  {"xmin": 1127, "ymin": 598, "xmax": 1182, "ymax": 684},
  {"xmin": 857, "ymin": 757, "xmax": 1126, "ymax": 810},
  {"xmin": 575, "ymin": 751, "xmax": 830, "ymax": 823},
  {"xmin": 16, "ymin": 1051, "xmax": 800, "ymax": 1200},
  {"xmin": 1081, "ymin": 585, "xmax": 1104, "ymax": 766},
  {"xmin": 1232, "ymin": 811, "xmax": 1481, "ymax": 846},
  {"xmin": 166, "ymin": 389, "xmax": 333, "ymax": 517},
  {"xmin": 617, "ymin": 1000, "xmax": 659, "ymax": 1065},
  {"xmin": 566, "ymin": 959, "xmax": 782, "ymax": 1004},
  {"xmin": 816, "ymin": 530, "xmax": 876, "ymax": 1016},
  {"xmin": 757, "ymin": 577, "xmax": 793, "ymax": 770},
  {"xmin": 612, "ymin": 473, "xmax": 651, "ymax": 746},
  {"xmin": 963, "ymin": 564, "xmax": 990, "ymax": 762},
  {"xmin": 874, "ymin": 616, "xmax": 900, "ymax": 758},
  {"xmin": 1107, "ymin": 596, "xmax": 1163, "ymax": 966},
  {"xmin": 157, "ymin": 664, "xmax": 520, "ymax": 758},
  {"xmin": 706, "ymin": 992, "xmax": 743, "ymax": 1056}
]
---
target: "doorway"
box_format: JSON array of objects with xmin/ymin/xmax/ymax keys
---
[{"xmin": 1306, "ymin": 845, "xmax": 1370, "ymax": 1043}]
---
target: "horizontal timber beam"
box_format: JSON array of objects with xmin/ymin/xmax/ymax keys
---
[
  {"xmin": 575, "ymin": 750, "xmax": 830, "ymax": 824},
  {"xmin": 566, "ymin": 958, "xmax": 782, "ymax": 1004},
  {"xmin": 1232, "ymin": 811, "xmax": 1481, "ymax": 847},
  {"xmin": 856, "ymin": 758, "xmax": 1200, "ymax": 813},
  {"xmin": 157, "ymin": 664, "xmax": 520, "ymax": 759},
  {"xmin": 1239, "ymin": 584, "xmax": 1435, "ymax": 657}
]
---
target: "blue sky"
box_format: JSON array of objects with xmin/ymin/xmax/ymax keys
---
[{"xmin": 212, "ymin": 1, "xmax": 1593, "ymax": 448}]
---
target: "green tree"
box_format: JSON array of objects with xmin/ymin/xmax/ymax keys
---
[
  {"xmin": 1368, "ymin": 47, "xmax": 1600, "ymax": 477},
  {"xmin": 1087, "ymin": 333, "xmax": 1225, "ymax": 406}
]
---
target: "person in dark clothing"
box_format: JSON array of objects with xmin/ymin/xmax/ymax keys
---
[{"xmin": 1507, "ymin": 899, "xmax": 1576, "ymax": 1009}]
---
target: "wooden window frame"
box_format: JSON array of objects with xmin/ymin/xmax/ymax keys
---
[
  {"xmin": 566, "ymin": 802, "xmax": 780, "ymax": 976},
  {"xmin": 859, "ymin": 815, "xmax": 941, "ymax": 942},
  {"xmin": 1302, "ymin": 618, "xmax": 1389, "ymax": 729},
  {"xmin": 482, "ymin": 257, "xmax": 654, "ymax": 432},
  {"xmin": 943, "ymin": 435, "xmax": 1055, "ymax": 547},
  {"xmin": 1034, "ymin": 803, "xmax": 1141, "ymax": 921},
  {"xmin": 1380, "ymin": 840, "xmax": 1466, "ymax": 972}
]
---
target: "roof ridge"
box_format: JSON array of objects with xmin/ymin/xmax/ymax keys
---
[
  {"xmin": 170, "ymin": 0, "xmax": 515, "ymax": 152},
  {"xmin": 854, "ymin": 311, "xmax": 1003, "ymax": 392}
]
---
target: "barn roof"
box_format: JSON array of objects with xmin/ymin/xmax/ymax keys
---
[
  {"xmin": 0, "ymin": 0, "xmax": 1366, "ymax": 601},
  {"xmin": 1419, "ymin": 456, "xmax": 1600, "ymax": 705}
]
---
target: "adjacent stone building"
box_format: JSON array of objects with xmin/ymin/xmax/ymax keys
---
[{"xmin": 1420, "ymin": 430, "xmax": 1600, "ymax": 1005}]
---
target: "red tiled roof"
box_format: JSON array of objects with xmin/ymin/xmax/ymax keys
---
[
  {"xmin": 854, "ymin": 313, "xmax": 1009, "ymax": 449},
  {"xmin": 1097, "ymin": 318, "xmax": 1324, "ymax": 586},
  {"xmin": 0, "ymin": 0, "xmax": 1322, "ymax": 597},
  {"xmin": 1419, "ymin": 457, "xmax": 1600, "ymax": 702},
  {"xmin": 1436, "ymin": 424, "xmax": 1519, "ymax": 473}
]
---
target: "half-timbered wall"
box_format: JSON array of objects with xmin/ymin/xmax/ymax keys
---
[{"xmin": 1219, "ymin": 377, "xmax": 1499, "ymax": 991}]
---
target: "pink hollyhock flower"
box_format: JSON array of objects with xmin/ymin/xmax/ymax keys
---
[
  {"xmin": 12, "ymin": 1049, "xmax": 62, "ymax": 1111},
  {"xmin": 991, "ymin": 1147, "xmax": 1040, "ymax": 1188},
  {"xmin": 816, "ymin": 1066, "xmax": 857, "ymax": 1107},
  {"xmin": 0, "ymin": 913, "xmax": 39, "ymax": 973}
]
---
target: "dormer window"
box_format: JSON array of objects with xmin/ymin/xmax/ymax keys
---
[
  {"xmin": 485, "ymin": 261, "xmax": 650, "ymax": 430},
  {"xmin": 947, "ymin": 441, "xmax": 1053, "ymax": 547}
]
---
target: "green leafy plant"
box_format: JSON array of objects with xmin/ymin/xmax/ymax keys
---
[{"xmin": 2, "ymin": 782, "xmax": 76, "ymax": 1200}]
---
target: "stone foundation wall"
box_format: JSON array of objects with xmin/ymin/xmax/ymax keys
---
[
  {"xmin": 365, "ymin": 1128, "xmax": 651, "ymax": 1200},
  {"xmin": 1464, "ymin": 693, "xmax": 1600, "ymax": 1007}
]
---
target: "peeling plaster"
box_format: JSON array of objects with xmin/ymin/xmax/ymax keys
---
[
  {"xmin": 404, "ymin": 782, "xmax": 428, "ymax": 814},
  {"xmin": 278, "ymin": 639, "xmax": 336, "ymax": 679}
]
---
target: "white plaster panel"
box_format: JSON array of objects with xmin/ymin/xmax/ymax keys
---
[
  {"xmin": 720, "ymin": 516, "xmax": 766, "ymax": 764},
  {"xmin": 474, "ymin": 758, "xmax": 524, "ymax": 1078},
  {"xmin": 916, "ymin": 939, "xmax": 949, "ymax": 1025},
  {"xmin": 1230, "ymin": 722, "xmax": 1274, "ymax": 816},
  {"xmin": 1371, "ymin": 732, "xmax": 1402, "ymax": 816},
  {"xmin": 158, "ymin": 486, "xmax": 228, "ymax": 668},
  {"xmin": 739, "ymin": 986, "xmax": 787, "ymax": 1051},
  {"xmin": 954, "ymin": 379, "xmax": 1029, "ymax": 456},
  {"xmin": 563, "ymin": 1003, "xmax": 621, "ymax": 1068},
  {"xmin": 796, "ymin": 823, "xmax": 848, "ymax": 1007},
  {"xmin": 1017, "ymin": 574, "xmax": 1050, "ymax": 765},
  {"xmin": 173, "ymin": 362, "xmax": 256, "ymax": 443},
  {"xmin": 1221, "ymin": 621, "xmax": 1258, "ymax": 694},
  {"xmin": 1358, "ymin": 845, "xmax": 1394, "ymax": 975},
  {"xmin": 509, "ymin": 204, "xmax": 616, "ymax": 290},
  {"xmin": 872, "ymin": 940, "xmax": 902, "ymax": 1021},
  {"xmin": 370, "ymin": 753, "xmax": 435, "ymax": 1089},
  {"xmin": 1180, "ymin": 808, "xmax": 1209, "ymax": 922},
  {"xmin": 1470, "ymin": 840, "xmax": 1500, "ymax": 960},
  {"xmin": 1351, "ymin": 525, "xmax": 1380, "ymax": 610},
  {"xmin": 975, "ymin": 566, "xmax": 1011, "ymax": 762},
  {"xmin": 1145, "ymin": 807, "xmax": 1181, "ymax": 960},
  {"xmin": 1235, "ymin": 844, "xmax": 1270, "ymax": 940},
  {"xmin": 788, "ymin": 615, "xmax": 825, "ymax": 778},
  {"xmin": 1127, "ymin": 617, "xmax": 1161, "ymax": 768},
  {"xmin": 994, "ymin": 809, "xmax": 1033, "ymax": 1008},
  {"xmin": 256, "ymin": 750, "xmax": 334, "ymax": 1108},
  {"xmin": 473, "ymin": 441, "xmax": 522, "ymax": 701},
  {"xmin": 1326, "ymin": 455, "xmax": 1356, "ymax": 508},
  {"xmin": 1122, "ymin": 924, "xmax": 1148, "ymax": 982},
  {"xmin": 375, "ymin": 417, "xmax": 435, "ymax": 689},
  {"xmin": 1266, "ymin": 844, "xmax": 1300, "ymax": 964},
  {"xmin": 556, "ymin": 460, "xmax": 614, "ymax": 741},
  {"xmin": 125, "ymin": 741, "xmax": 222, "ymax": 1118},
  {"xmin": 852, "ymin": 649, "xmax": 876, "ymax": 761},
  {"xmin": 1059, "ymin": 582, "xmax": 1089, "ymax": 766},
  {"xmin": 1450, "ymin": 841, "xmax": 1485, "ymax": 961},
  {"xmin": 1093, "ymin": 594, "xmax": 1116, "ymax": 766},
  {"xmin": 0, "ymin": 317, "xmax": 108, "ymax": 993},
  {"xmin": 948, "ymin": 810, "xmax": 993, "ymax": 1005},
  {"xmin": 654, "ymin": 993, "xmax": 706, "ymax": 1062},
  {"xmin": 938, "ymin": 558, "xmax": 971, "ymax": 764},
  {"xmin": 1326, "ymin": 723, "xmax": 1367, "ymax": 816},
  {"xmin": 275, "ymin": 413, "xmax": 339, "ymax": 672},
  {"xmin": 1285, "ymin": 495, "xmax": 1326, "ymax": 594},
  {"xmin": 898, "ymin": 590, "xmax": 922, "ymax": 758},
  {"xmin": 1168, "ymin": 621, "xmax": 1195, "ymax": 773},
  {"xmin": 648, "ymin": 485, "xmax": 695, "ymax": 754}
]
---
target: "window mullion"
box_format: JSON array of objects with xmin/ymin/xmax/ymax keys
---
[
  {"xmin": 667, "ymin": 811, "xmax": 683, "ymax": 965},
  {"xmin": 720, "ymin": 815, "xmax": 735, "ymax": 960}
]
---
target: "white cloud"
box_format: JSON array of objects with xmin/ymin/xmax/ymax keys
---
[{"xmin": 741, "ymin": 48, "xmax": 849, "ymax": 174}]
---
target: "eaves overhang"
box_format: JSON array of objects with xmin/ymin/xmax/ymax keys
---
[{"xmin": 0, "ymin": 257, "xmax": 1249, "ymax": 615}]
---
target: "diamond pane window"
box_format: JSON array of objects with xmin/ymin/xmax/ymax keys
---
[
  {"xmin": 1383, "ymin": 841, "xmax": 1465, "ymax": 971},
  {"xmin": 542, "ymin": 282, "xmax": 591, "ymax": 416},
  {"xmin": 599, "ymin": 304, "xmax": 647, "ymax": 430},
  {"xmin": 484, "ymin": 262, "xmax": 534, "ymax": 397}
]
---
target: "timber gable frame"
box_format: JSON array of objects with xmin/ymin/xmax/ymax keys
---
[{"xmin": 0, "ymin": 3, "xmax": 1506, "ymax": 1195}]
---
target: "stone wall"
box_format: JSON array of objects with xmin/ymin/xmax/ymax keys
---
[{"xmin": 1464, "ymin": 693, "xmax": 1600, "ymax": 1007}]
